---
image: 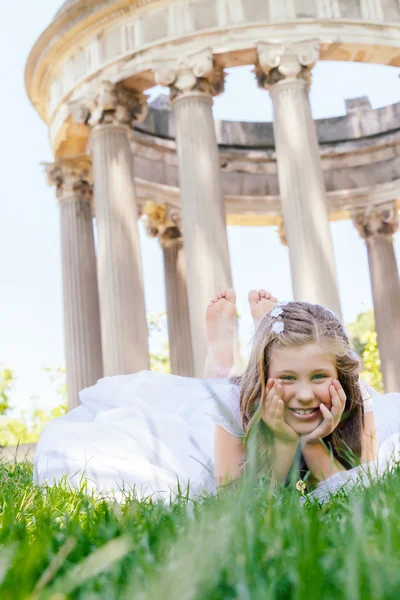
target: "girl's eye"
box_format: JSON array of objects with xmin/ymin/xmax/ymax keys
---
[
  {"xmin": 312, "ymin": 374, "xmax": 327, "ymax": 380},
  {"xmin": 281, "ymin": 376, "xmax": 295, "ymax": 381}
]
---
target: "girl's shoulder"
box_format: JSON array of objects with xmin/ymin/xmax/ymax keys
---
[{"xmin": 206, "ymin": 378, "xmax": 244, "ymax": 438}]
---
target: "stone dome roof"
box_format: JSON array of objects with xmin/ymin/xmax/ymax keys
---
[{"xmin": 55, "ymin": 0, "xmax": 81, "ymax": 17}]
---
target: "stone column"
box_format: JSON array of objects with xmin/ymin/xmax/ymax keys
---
[
  {"xmin": 155, "ymin": 49, "xmax": 239, "ymax": 376},
  {"xmin": 71, "ymin": 82, "xmax": 149, "ymax": 376},
  {"xmin": 43, "ymin": 157, "xmax": 103, "ymax": 409},
  {"xmin": 256, "ymin": 40, "xmax": 342, "ymax": 318},
  {"xmin": 142, "ymin": 201, "xmax": 194, "ymax": 377},
  {"xmin": 352, "ymin": 202, "xmax": 400, "ymax": 392}
]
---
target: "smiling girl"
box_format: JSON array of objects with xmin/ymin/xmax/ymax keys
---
[{"xmin": 211, "ymin": 295, "xmax": 377, "ymax": 489}]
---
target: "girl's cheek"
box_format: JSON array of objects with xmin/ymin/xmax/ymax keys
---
[{"xmin": 320, "ymin": 384, "xmax": 332, "ymax": 407}]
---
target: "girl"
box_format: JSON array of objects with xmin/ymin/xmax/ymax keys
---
[
  {"xmin": 34, "ymin": 292, "xmax": 392, "ymax": 501},
  {"xmin": 210, "ymin": 294, "xmax": 377, "ymax": 490}
]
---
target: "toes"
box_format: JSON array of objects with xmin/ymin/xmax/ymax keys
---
[
  {"xmin": 248, "ymin": 290, "xmax": 260, "ymax": 306},
  {"xmin": 225, "ymin": 288, "xmax": 237, "ymax": 304}
]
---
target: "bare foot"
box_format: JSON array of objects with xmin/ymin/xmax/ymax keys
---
[
  {"xmin": 248, "ymin": 289, "xmax": 278, "ymax": 330},
  {"xmin": 206, "ymin": 289, "xmax": 237, "ymax": 375}
]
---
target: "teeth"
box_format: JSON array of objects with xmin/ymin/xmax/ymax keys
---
[{"xmin": 293, "ymin": 409, "xmax": 316, "ymax": 415}]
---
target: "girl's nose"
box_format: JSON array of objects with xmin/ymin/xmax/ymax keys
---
[{"xmin": 295, "ymin": 384, "xmax": 314, "ymax": 403}]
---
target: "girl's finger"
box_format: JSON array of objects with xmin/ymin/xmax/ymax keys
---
[
  {"xmin": 332, "ymin": 379, "xmax": 346, "ymax": 406},
  {"xmin": 274, "ymin": 398, "xmax": 285, "ymax": 421},
  {"xmin": 329, "ymin": 386, "xmax": 342, "ymax": 420},
  {"xmin": 269, "ymin": 393, "xmax": 280, "ymax": 415},
  {"xmin": 320, "ymin": 403, "xmax": 334, "ymax": 424},
  {"xmin": 263, "ymin": 380, "xmax": 275, "ymax": 406}
]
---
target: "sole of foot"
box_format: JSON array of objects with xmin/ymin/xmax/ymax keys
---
[
  {"xmin": 206, "ymin": 288, "xmax": 237, "ymax": 371},
  {"xmin": 248, "ymin": 289, "xmax": 277, "ymax": 330}
]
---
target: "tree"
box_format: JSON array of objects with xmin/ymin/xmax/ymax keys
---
[{"xmin": 347, "ymin": 309, "xmax": 383, "ymax": 393}]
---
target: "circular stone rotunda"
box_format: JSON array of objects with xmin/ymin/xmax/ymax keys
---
[{"xmin": 26, "ymin": 0, "xmax": 400, "ymax": 408}]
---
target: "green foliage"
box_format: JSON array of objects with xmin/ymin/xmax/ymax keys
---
[
  {"xmin": 0, "ymin": 367, "xmax": 14, "ymax": 415},
  {"xmin": 44, "ymin": 365, "xmax": 68, "ymax": 405},
  {"xmin": 347, "ymin": 309, "xmax": 383, "ymax": 392},
  {"xmin": 360, "ymin": 331, "xmax": 384, "ymax": 393},
  {"xmin": 2, "ymin": 460, "xmax": 400, "ymax": 598},
  {"xmin": 347, "ymin": 309, "xmax": 376, "ymax": 357},
  {"xmin": 0, "ymin": 405, "xmax": 67, "ymax": 447},
  {"xmin": 1, "ymin": 367, "xmax": 67, "ymax": 447}
]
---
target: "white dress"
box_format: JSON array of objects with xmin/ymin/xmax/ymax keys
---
[
  {"xmin": 34, "ymin": 371, "xmax": 242, "ymax": 501},
  {"xmin": 34, "ymin": 371, "xmax": 400, "ymax": 502}
]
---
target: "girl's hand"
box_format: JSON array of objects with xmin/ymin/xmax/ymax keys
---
[
  {"xmin": 300, "ymin": 379, "xmax": 346, "ymax": 447},
  {"xmin": 261, "ymin": 379, "xmax": 299, "ymax": 444}
]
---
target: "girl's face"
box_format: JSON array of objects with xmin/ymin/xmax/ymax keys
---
[{"xmin": 268, "ymin": 342, "xmax": 339, "ymax": 435}]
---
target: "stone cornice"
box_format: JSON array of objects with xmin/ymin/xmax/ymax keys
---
[
  {"xmin": 133, "ymin": 175, "xmax": 400, "ymax": 225},
  {"xmin": 26, "ymin": 1, "xmax": 400, "ymax": 124}
]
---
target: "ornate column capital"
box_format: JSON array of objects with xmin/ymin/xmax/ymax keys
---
[
  {"xmin": 255, "ymin": 39, "xmax": 320, "ymax": 90},
  {"xmin": 43, "ymin": 157, "xmax": 93, "ymax": 205},
  {"xmin": 70, "ymin": 81, "xmax": 148, "ymax": 129},
  {"xmin": 141, "ymin": 201, "xmax": 182, "ymax": 248},
  {"xmin": 352, "ymin": 201, "xmax": 399, "ymax": 239},
  {"xmin": 154, "ymin": 48, "xmax": 225, "ymax": 100}
]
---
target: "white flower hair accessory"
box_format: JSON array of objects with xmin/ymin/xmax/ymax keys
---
[
  {"xmin": 270, "ymin": 302, "xmax": 286, "ymax": 334},
  {"xmin": 272, "ymin": 321, "xmax": 285, "ymax": 334}
]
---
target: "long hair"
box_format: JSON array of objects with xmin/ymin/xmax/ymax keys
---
[{"xmin": 238, "ymin": 302, "xmax": 364, "ymax": 477}]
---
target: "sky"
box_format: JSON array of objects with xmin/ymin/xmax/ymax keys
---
[{"xmin": 1, "ymin": 2, "xmax": 400, "ymax": 415}]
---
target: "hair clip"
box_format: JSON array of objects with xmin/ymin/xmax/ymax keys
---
[{"xmin": 272, "ymin": 321, "xmax": 285, "ymax": 334}]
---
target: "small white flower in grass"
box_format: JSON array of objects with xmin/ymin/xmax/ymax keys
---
[
  {"xmin": 272, "ymin": 321, "xmax": 285, "ymax": 334},
  {"xmin": 270, "ymin": 307, "xmax": 283, "ymax": 318}
]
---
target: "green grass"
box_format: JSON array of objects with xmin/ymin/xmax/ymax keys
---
[{"xmin": 1, "ymin": 459, "xmax": 400, "ymax": 599}]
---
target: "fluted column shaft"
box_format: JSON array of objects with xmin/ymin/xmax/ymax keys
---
[
  {"xmin": 173, "ymin": 91, "xmax": 234, "ymax": 374},
  {"xmin": 60, "ymin": 195, "xmax": 103, "ymax": 407},
  {"xmin": 353, "ymin": 203, "xmax": 400, "ymax": 392},
  {"xmin": 367, "ymin": 235, "xmax": 400, "ymax": 391},
  {"xmin": 91, "ymin": 124, "xmax": 149, "ymax": 375},
  {"xmin": 71, "ymin": 82, "xmax": 150, "ymax": 376},
  {"xmin": 257, "ymin": 41, "xmax": 342, "ymax": 317},
  {"xmin": 163, "ymin": 242, "xmax": 194, "ymax": 376},
  {"xmin": 155, "ymin": 49, "xmax": 238, "ymax": 376},
  {"xmin": 44, "ymin": 158, "xmax": 103, "ymax": 409}
]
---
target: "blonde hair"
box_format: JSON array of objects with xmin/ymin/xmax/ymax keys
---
[{"xmin": 238, "ymin": 302, "xmax": 364, "ymax": 474}]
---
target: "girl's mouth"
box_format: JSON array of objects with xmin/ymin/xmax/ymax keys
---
[{"xmin": 289, "ymin": 407, "xmax": 320, "ymax": 419}]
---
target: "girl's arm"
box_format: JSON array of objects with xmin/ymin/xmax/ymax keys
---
[
  {"xmin": 302, "ymin": 412, "xmax": 378, "ymax": 482},
  {"xmin": 301, "ymin": 441, "xmax": 345, "ymax": 482},
  {"xmin": 271, "ymin": 438, "xmax": 299, "ymax": 481},
  {"xmin": 214, "ymin": 425, "xmax": 245, "ymax": 486},
  {"xmin": 361, "ymin": 412, "xmax": 378, "ymax": 463}
]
